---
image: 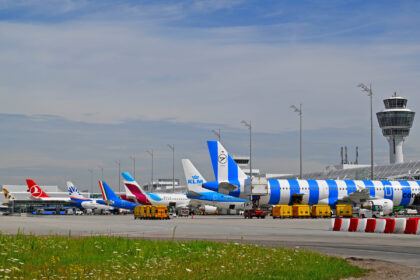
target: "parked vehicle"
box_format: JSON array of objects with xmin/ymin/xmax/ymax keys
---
[
  {"xmin": 134, "ymin": 205, "xmax": 169, "ymax": 220},
  {"xmin": 244, "ymin": 207, "xmax": 268, "ymax": 219}
]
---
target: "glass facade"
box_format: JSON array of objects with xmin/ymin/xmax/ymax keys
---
[
  {"xmin": 383, "ymin": 98, "xmax": 407, "ymax": 109},
  {"xmin": 275, "ymin": 160, "xmax": 420, "ymax": 180},
  {"xmin": 382, "ymin": 128, "xmax": 410, "ymax": 137},
  {"xmin": 377, "ymin": 111, "xmax": 415, "ymax": 128}
]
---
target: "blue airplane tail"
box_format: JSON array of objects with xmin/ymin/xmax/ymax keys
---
[
  {"xmin": 207, "ymin": 140, "xmax": 248, "ymax": 183},
  {"xmin": 99, "ymin": 181, "xmax": 120, "ymax": 202}
]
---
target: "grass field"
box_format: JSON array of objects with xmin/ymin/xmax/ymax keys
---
[{"xmin": 0, "ymin": 232, "xmax": 369, "ymax": 279}]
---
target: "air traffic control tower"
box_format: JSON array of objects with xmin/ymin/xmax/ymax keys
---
[{"xmin": 377, "ymin": 92, "xmax": 415, "ymax": 164}]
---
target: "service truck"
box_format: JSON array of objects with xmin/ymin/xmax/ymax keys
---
[{"xmin": 358, "ymin": 199, "xmax": 393, "ymax": 218}]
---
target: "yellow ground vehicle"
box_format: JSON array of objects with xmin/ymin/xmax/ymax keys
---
[
  {"xmin": 311, "ymin": 205, "xmax": 331, "ymax": 218},
  {"xmin": 272, "ymin": 205, "xmax": 292, "ymax": 219},
  {"xmin": 151, "ymin": 205, "xmax": 169, "ymax": 219},
  {"xmin": 134, "ymin": 205, "xmax": 169, "ymax": 220},
  {"xmin": 292, "ymin": 205, "xmax": 311, "ymax": 218},
  {"xmin": 336, "ymin": 204, "xmax": 353, "ymax": 217}
]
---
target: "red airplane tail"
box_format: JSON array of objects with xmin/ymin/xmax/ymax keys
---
[{"xmin": 26, "ymin": 179, "xmax": 50, "ymax": 198}]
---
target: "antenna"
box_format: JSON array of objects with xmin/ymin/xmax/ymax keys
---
[
  {"xmin": 344, "ymin": 146, "xmax": 348, "ymax": 164},
  {"xmin": 356, "ymin": 146, "xmax": 359, "ymax": 165}
]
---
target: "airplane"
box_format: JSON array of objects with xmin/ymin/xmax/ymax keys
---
[
  {"xmin": 121, "ymin": 172, "xmax": 190, "ymax": 209},
  {"xmin": 202, "ymin": 141, "xmax": 420, "ymax": 212},
  {"xmin": 26, "ymin": 179, "xmax": 70, "ymax": 201},
  {"xmin": 67, "ymin": 181, "xmax": 113, "ymax": 211},
  {"xmin": 181, "ymin": 159, "xmax": 247, "ymax": 211},
  {"xmin": 98, "ymin": 180, "xmax": 139, "ymax": 211},
  {"xmin": 2, "ymin": 188, "xmax": 15, "ymax": 200}
]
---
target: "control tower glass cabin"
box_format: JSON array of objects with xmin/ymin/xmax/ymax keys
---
[{"xmin": 377, "ymin": 92, "xmax": 415, "ymax": 164}]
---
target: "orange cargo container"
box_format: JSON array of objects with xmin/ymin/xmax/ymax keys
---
[
  {"xmin": 272, "ymin": 205, "xmax": 292, "ymax": 219},
  {"xmin": 292, "ymin": 205, "xmax": 311, "ymax": 218},
  {"xmin": 336, "ymin": 204, "xmax": 353, "ymax": 218},
  {"xmin": 311, "ymin": 205, "xmax": 331, "ymax": 218}
]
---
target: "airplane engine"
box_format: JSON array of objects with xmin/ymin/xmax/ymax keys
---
[
  {"xmin": 81, "ymin": 201, "xmax": 94, "ymax": 209},
  {"xmin": 362, "ymin": 199, "xmax": 394, "ymax": 215},
  {"xmin": 199, "ymin": 205, "xmax": 217, "ymax": 214}
]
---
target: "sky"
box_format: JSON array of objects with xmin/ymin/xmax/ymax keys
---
[{"xmin": 1, "ymin": 0, "xmax": 420, "ymax": 191}]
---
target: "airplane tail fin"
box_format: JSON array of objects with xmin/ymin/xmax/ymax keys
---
[
  {"xmin": 207, "ymin": 141, "xmax": 248, "ymax": 182},
  {"xmin": 2, "ymin": 188, "xmax": 14, "ymax": 200},
  {"xmin": 67, "ymin": 181, "xmax": 84, "ymax": 198},
  {"xmin": 182, "ymin": 159, "xmax": 207, "ymax": 192},
  {"xmin": 26, "ymin": 179, "xmax": 50, "ymax": 198},
  {"xmin": 122, "ymin": 172, "xmax": 147, "ymax": 195},
  {"xmin": 98, "ymin": 181, "xmax": 120, "ymax": 202}
]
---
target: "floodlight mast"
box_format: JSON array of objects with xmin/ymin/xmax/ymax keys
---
[
  {"xmin": 98, "ymin": 165, "xmax": 104, "ymax": 181},
  {"xmin": 241, "ymin": 120, "xmax": 252, "ymax": 180},
  {"xmin": 290, "ymin": 104, "xmax": 303, "ymax": 179},
  {"xmin": 88, "ymin": 168, "xmax": 93, "ymax": 192},
  {"xmin": 130, "ymin": 155, "xmax": 136, "ymax": 180},
  {"xmin": 167, "ymin": 144, "xmax": 175, "ymax": 193},
  {"xmin": 358, "ymin": 82, "xmax": 374, "ymax": 180},
  {"xmin": 114, "ymin": 160, "xmax": 121, "ymax": 193},
  {"xmin": 212, "ymin": 129, "xmax": 221, "ymax": 141},
  {"xmin": 146, "ymin": 150, "xmax": 154, "ymax": 191}
]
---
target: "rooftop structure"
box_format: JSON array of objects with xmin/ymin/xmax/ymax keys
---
[
  {"xmin": 275, "ymin": 160, "xmax": 420, "ymax": 181},
  {"xmin": 232, "ymin": 156, "xmax": 260, "ymax": 177},
  {"xmin": 142, "ymin": 179, "xmax": 186, "ymax": 193},
  {"xmin": 377, "ymin": 92, "xmax": 415, "ymax": 164}
]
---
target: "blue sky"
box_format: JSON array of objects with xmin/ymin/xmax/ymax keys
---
[{"xmin": 1, "ymin": 0, "xmax": 420, "ymax": 190}]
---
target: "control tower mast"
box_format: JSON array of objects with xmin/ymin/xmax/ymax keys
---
[{"xmin": 377, "ymin": 92, "xmax": 415, "ymax": 164}]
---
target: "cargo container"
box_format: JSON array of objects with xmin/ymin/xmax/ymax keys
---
[
  {"xmin": 311, "ymin": 205, "xmax": 331, "ymax": 218},
  {"xmin": 151, "ymin": 205, "xmax": 169, "ymax": 219},
  {"xmin": 336, "ymin": 204, "xmax": 353, "ymax": 217},
  {"xmin": 134, "ymin": 205, "xmax": 147, "ymax": 219},
  {"xmin": 272, "ymin": 205, "xmax": 292, "ymax": 219},
  {"xmin": 292, "ymin": 205, "xmax": 311, "ymax": 218},
  {"xmin": 134, "ymin": 205, "xmax": 169, "ymax": 220}
]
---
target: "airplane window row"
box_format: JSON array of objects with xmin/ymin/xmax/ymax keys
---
[{"xmin": 271, "ymin": 186, "xmax": 420, "ymax": 193}]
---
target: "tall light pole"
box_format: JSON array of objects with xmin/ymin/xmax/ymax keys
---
[
  {"xmin": 358, "ymin": 82, "xmax": 374, "ymax": 180},
  {"xmin": 241, "ymin": 120, "xmax": 252, "ymax": 178},
  {"xmin": 98, "ymin": 166, "xmax": 104, "ymax": 181},
  {"xmin": 167, "ymin": 144, "xmax": 175, "ymax": 193},
  {"xmin": 290, "ymin": 104, "xmax": 303, "ymax": 179},
  {"xmin": 115, "ymin": 160, "xmax": 121, "ymax": 193},
  {"xmin": 130, "ymin": 155, "xmax": 136, "ymax": 180},
  {"xmin": 88, "ymin": 168, "xmax": 93, "ymax": 192},
  {"xmin": 146, "ymin": 150, "xmax": 154, "ymax": 191},
  {"xmin": 212, "ymin": 129, "xmax": 221, "ymax": 142}
]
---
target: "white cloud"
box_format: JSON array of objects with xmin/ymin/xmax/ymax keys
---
[
  {"xmin": 1, "ymin": 18, "xmax": 419, "ymax": 134},
  {"xmin": 1, "ymin": 1, "xmax": 420, "ymax": 186}
]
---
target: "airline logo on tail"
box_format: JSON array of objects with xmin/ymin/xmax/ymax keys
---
[
  {"xmin": 189, "ymin": 175, "xmax": 204, "ymax": 185},
  {"xmin": 99, "ymin": 181, "xmax": 109, "ymax": 202},
  {"xmin": 218, "ymin": 152, "xmax": 227, "ymax": 165},
  {"xmin": 67, "ymin": 181, "xmax": 83, "ymax": 197},
  {"xmin": 3, "ymin": 188, "xmax": 14, "ymax": 200},
  {"xmin": 207, "ymin": 141, "xmax": 248, "ymax": 183},
  {"xmin": 26, "ymin": 179, "xmax": 50, "ymax": 198},
  {"xmin": 121, "ymin": 172, "xmax": 152, "ymax": 204},
  {"xmin": 204, "ymin": 141, "xmax": 250, "ymax": 197},
  {"xmin": 182, "ymin": 159, "xmax": 207, "ymax": 193}
]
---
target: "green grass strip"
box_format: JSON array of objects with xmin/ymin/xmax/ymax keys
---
[{"xmin": 0, "ymin": 232, "xmax": 369, "ymax": 279}]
